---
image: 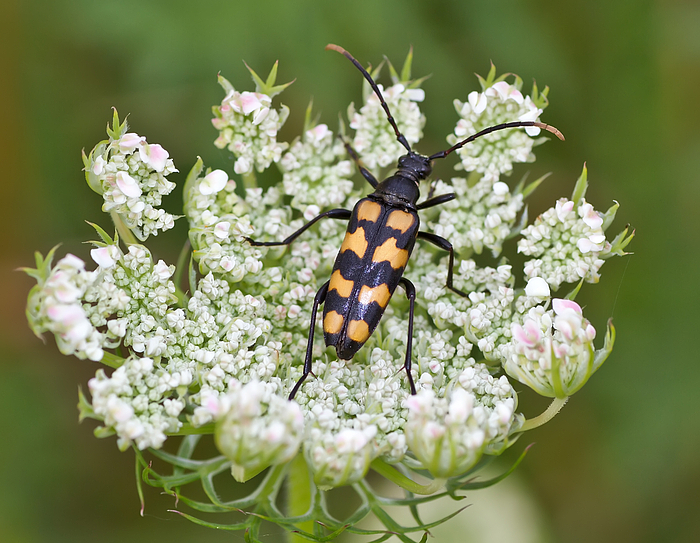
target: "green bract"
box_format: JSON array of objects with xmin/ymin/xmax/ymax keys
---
[{"xmin": 24, "ymin": 52, "xmax": 633, "ymax": 542}]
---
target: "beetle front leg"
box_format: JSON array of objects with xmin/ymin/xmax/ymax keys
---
[
  {"xmin": 399, "ymin": 277, "xmax": 417, "ymax": 395},
  {"xmin": 246, "ymin": 209, "xmax": 352, "ymax": 247},
  {"xmin": 416, "ymin": 231, "xmax": 469, "ymax": 298},
  {"xmin": 288, "ymin": 280, "xmax": 330, "ymax": 400}
]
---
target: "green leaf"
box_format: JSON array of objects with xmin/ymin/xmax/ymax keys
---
[
  {"xmin": 601, "ymin": 201, "xmax": 619, "ymax": 232},
  {"xmin": 531, "ymin": 80, "xmax": 551, "ymax": 110},
  {"xmin": 244, "ymin": 60, "xmax": 294, "ymax": 98},
  {"xmin": 20, "ymin": 245, "xmax": 59, "ymax": 283},
  {"xmin": 400, "ymin": 46, "xmax": 414, "ymax": 83},
  {"xmin": 77, "ymin": 387, "xmax": 97, "ymax": 422},
  {"xmin": 507, "ymin": 206, "xmax": 529, "ymax": 240},
  {"xmin": 571, "ymin": 163, "xmax": 588, "ymax": 205},
  {"xmin": 594, "ymin": 319, "xmax": 616, "ymax": 370},
  {"xmin": 564, "ymin": 279, "xmax": 584, "ymax": 300},
  {"xmin": 606, "ymin": 224, "xmax": 635, "ymax": 257},
  {"xmin": 520, "ymin": 172, "xmax": 551, "ymax": 199},
  {"xmin": 476, "ymin": 61, "xmax": 498, "ymax": 90},
  {"xmin": 105, "ymin": 107, "xmax": 128, "ymax": 141},
  {"xmin": 85, "ymin": 221, "xmax": 115, "ymax": 245},
  {"xmin": 182, "ymin": 157, "xmax": 204, "ymax": 207},
  {"xmin": 216, "ymin": 73, "xmax": 235, "ymax": 94},
  {"xmin": 302, "ymin": 99, "xmax": 322, "ymax": 134}
]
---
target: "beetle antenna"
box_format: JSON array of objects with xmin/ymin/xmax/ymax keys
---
[
  {"xmin": 429, "ymin": 121, "xmax": 564, "ymax": 160},
  {"xmin": 327, "ymin": 44, "xmax": 412, "ymax": 153}
]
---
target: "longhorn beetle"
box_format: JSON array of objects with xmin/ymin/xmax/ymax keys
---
[{"xmin": 247, "ymin": 44, "xmax": 564, "ymax": 399}]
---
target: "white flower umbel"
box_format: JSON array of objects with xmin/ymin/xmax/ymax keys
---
[
  {"xmin": 279, "ymin": 123, "xmax": 354, "ymax": 210},
  {"xmin": 425, "ymin": 176, "xmax": 524, "ymax": 255},
  {"xmin": 83, "ymin": 114, "xmax": 178, "ymax": 241},
  {"xmin": 505, "ymin": 299, "xmax": 602, "ymax": 397},
  {"xmin": 305, "ymin": 422, "xmax": 378, "ymax": 490},
  {"xmin": 25, "ymin": 51, "xmax": 632, "ymax": 541},
  {"xmin": 405, "ymin": 365, "xmax": 518, "ymax": 478},
  {"xmin": 212, "ymin": 76, "xmax": 289, "ymax": 176},
  {"xmin": 88, "ymin": 356, "xmax": 189, "ymax": 450},
  {"xmin": 26, "ymin": 253, "xmax": 105, "ymax": 361},
  {"xmin": 349, "ymin": 82, "xmax": 425, "ymax": 170},
  {"xmin": 518, "ymin": 197, "xmax": 608, "ymax": 290},
  {"xmin": 214, "ymin": 380, "xmax": 304, "ymax": 482},
  {"xmin": 447, "ymin": 70, "xmax": 548, "ymax": 182}
]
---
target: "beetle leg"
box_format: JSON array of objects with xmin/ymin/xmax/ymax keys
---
[
  {"xmin": 342, "ymin": 139, "xmax": 379, "ymax": 188},
  {"xmin": 246, "ymin": 209, "xmax": 352, "ymax": 247},
  {"xmin": 416, "ymin": 231, "xmax": 469, "ymax": 298},
  {"xmin": 288, "ymin": 280, "xmax": 330, "ymax": 400},
  {"xmin": 416, "ymin": 192, "xmax": 456, "ymax": 210},
  {"xmin": 399, "ymin": 278, "xmax": 417, "ymax": 395}
]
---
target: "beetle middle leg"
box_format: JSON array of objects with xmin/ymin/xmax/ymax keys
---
[
  {"xmin": 245, "ymin": 208, "xmax": 352, "ymax": 247},
  {"xmin": 416, "ymin": 231, "xmax": 469, "ymax": 298}
]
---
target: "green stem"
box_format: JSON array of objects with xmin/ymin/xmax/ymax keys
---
[
  {"xmin": 242, "ymin": 171, "xmax": 257, "ymax": 189},
  {"xmin": 100, "ymin": 351, "xmax": 125, "ymax": 369},
  {"xmin": 173, "ymin": 239, "xmax": 191, "ymax": 306},
  {"xmin": 370, "ymin": 459, "xmax": 446, "ymax": 495},
  {"xmin": 110, "ymin": 212, "xmax": 139, "ymax": 246},
  {"xmin": 519, "ymin": 396, "xmax": 569, "ymax": 432},
  {"xmin": 287, "ymin": 453, "xmax": 313, "ymax": 543},
  {"xmin": 166, "ymin": 423, "xmax": 215, "ymax": 436}
]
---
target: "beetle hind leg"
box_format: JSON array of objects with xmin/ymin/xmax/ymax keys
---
[
  {"xmin": 399, "ymin": 278, "xmax": 417, "ymax": 395},
  {"xmin": 288, "ymin": 280, "xmax": 330, "ymax": 400}
]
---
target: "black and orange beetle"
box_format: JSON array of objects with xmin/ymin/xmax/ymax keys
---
[{"xmin": 247, "ymin": 44, "xmax": 564, "ymax": 399}]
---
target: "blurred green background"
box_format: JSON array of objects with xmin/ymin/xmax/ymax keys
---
[{"xmin": 2, "ymin": 0, "xmax": 698, "ymax": 541}]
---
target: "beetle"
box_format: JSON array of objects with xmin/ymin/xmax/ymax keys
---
[{"xmin": 247, "ymin": 44, "xmax": 564, "ymax": 399}]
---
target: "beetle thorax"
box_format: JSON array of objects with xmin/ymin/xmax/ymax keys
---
[{"xmin": 373, "ymin": 175, "xmax": 420, "ymax": 207}]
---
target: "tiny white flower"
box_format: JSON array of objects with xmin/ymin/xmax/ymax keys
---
[
  {"xmin": 138, "ymin": 143, "xmax": 170, "ymax": 172},
  {"xmin": 213, "ymin": 221, "xmax": 231, "ymax": 240},
  {"xmin": 92, "ymin": 155, "xmax": 106, "ymax": 175},
  {"xmin": 90, "ymin": 247, "xmax": 117, "ymax": 268},
  {"xmin": 115, "ymin": 171, "xmax": 142, "ymax": 198},
  {"xmin": 234, "ymin": 157, "xmax": 251, "ymax": 175},
  {"xmin": 199, "ymin": 169, "xmax": 229, "ymax": 195},
  {"xmin": 525, "ymin": 277, "xmax": 550, "ymax": 297},
  {"xmin": 117, "ymin": 133, "xmax": 144, "ymax": 152},
  {"xmin": 467, "ymin": 90, "xmax": 488, "ymax": 114}
]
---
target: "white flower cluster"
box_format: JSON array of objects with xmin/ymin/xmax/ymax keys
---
[
  {"xmin": 448, "ymin": 80, "xmax": 545, "ymax": 182},
  {"xmin": 405, "ymin": 366, "xmax": 518, "ymax": 478},
  {"xmin": 504, "ymin": 299, "xmax": 600, "ymax": 397},
  {"xmin": 212, "ymin": 82, "xmax": 289, "ymax": 175},
  {"xmin": 279, "ymin": 123, "xmax": 355, "ymax": 210},
  {"xmin": 425, "ymin": 176, "xmax": 524, "ymax": 255},
  {"xmin": 27, "ymin": 253, "xmax": 105, "ymax": 361},
  {"xmin": 349, "ymin": 83, "xmax": 425, "ymax": 170},
  {"xmin": 213, "ymin": 380, "xmax": 304, "ymax": 481},
  {"xmin": 89, "ymin": 356, "xmax": 191, "ymax": 450},
  {"xmin": 518, "ymin": 198, "xmax": 608, "ymax": 289},
  {"xmin": 306, "ymin": 423, "xmax": 379, "ymax": 490},
  {"xmin": 87, "ymin": 132, "xmax": 178, "ymax": 240},
  {"xmin": 28, "ymin": 56, "xmax": 630, "ymax": 493},
  {"xmin": 184, "ymin": 168, "xmax": 267, "ymax": 281}
]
